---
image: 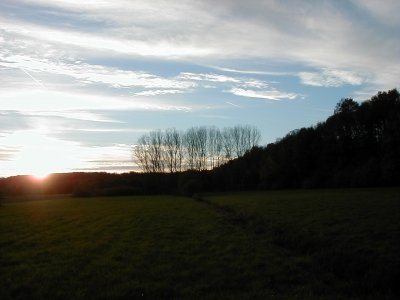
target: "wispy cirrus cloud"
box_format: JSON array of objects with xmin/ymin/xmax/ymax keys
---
[
  {"xmin": 178, "ymin": 72, "xmax": 270, "ymax": 89},
  {"xmin": 0, "ymin": 147, "xmax": 18, "ymax": 161},
  {"xmin": 228, "ymin": 88, "xmax": 299, "ymax": 101},
  {"xmin": 299, "ymin": 69, "xmax": 365, "ymax": 87},
  {"xmin": 178, "ymin": 72, "xmax": 241, "ymax": 83},
  {"xmin": 2, "ymin": 1, "xmax": 398, "ymax": 89},
  {"xmin": 0, "ymin": 53, "xmax": 195, "ymax": 91},
  {"xmin": 133, "ymin": 89, "xmax": 186, "ymax": 97},
  {"xmin": 209, "ymin": 65, "xmax": 295, "ymax": 76},
  {"xmin": 0, "ymin": 90, "xmax": 193, "ymax": 113},
  {"xmin": 177, "ymin": 71, "xmax": 297, "ymax": 101},
  {"xmin": 0, "ymin": 17, "xmax": 214, "ymax": 59}
]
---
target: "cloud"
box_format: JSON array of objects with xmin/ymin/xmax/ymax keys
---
[
  {"xmin": 75, "ymin": 143, "xmax": 138, "ymax": 173},
  {"xmin": 178, "ymin": 72, "xmax": 240, "ymax": 83},
  {"xmin": 0, "ymin": 147, "xmax": 18, "ymax": 161},
  {"xmin": 225, "ymin": 101, "xmax": 241, "ymax": 108},
  {"xmin": 209, "ymin": 65, "xmax": 294, "ymax": 76},
  {"xmin": 240, "ymin": 79, "xmax": 269, "ymax": 89},
  {"xmin": 178, "ymin": 72, "xmax": 270, "ymax": 89},
  {"xmin": 1, "ymin": 0, "xmax": 398, "ymax": 92},
  {"xmin": 228, "ymin": 88, "xmax": 299, "ymax": 101},
  {"xmin": 0, "ymin": 16, "xmax": 214, "ymax": 58},
  {"xmin": 0, "ymin": 90, "xmax": 192, "ymax": 113},
  {"xmin": 299, "ymin": 69, "xmax": 365, "ymax": 87},
  {"xmin": 134, "ymin": 89, "xmax": 186, "ymax": 97},
  {"xmin": 351, "ymin": 0, "xmax": 400, "ymax": 26},
  {"xmin": 29, "ymin": 111, "xmax": 123, "ymax": 123},
  {"xmin": 0, "ymin": 52, "xmax": 195, "ymax": 90}
]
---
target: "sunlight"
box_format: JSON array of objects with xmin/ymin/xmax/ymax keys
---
[
  {"xmin": 31, "ymin": 173, "xmax": 49, "ymax": 181},
  {"xmin": 0, "ymin": 130, "xmax": 85, "ymax": 177},
  {"xmin": 0, "ymin": 129, "xmax": 136, "ymax": 177}
]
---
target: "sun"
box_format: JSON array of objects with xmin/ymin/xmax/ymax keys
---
[
  {"xmin": 15, "ymin": 144, "xmax": 60, "ymax": 179},
  {"xmin": 31, "ymin": 171, "xmax": 50, "ymax": 181},
  {"xmin": 2, "ymin": 130, "xmax": 84, "ymax": 177}
]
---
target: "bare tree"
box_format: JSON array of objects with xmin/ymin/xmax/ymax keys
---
[
  {"xmin": 133, "ymin": 135, "xmax": 151, "ymax": 172},
  {"xmin": 248, "ymin": 125, "xmax": 261, "ymax": 149},
  {"xmin": 148, "ymin": 130, "xmax": 165, "ymax": 172},
  {"xmin": 228, "ymin": 125, "xmax": 262, "ymax": 158},
  {"xmin": 184, "ymin": 127, "xmax": 199, "ymax": 170},
  {"xmin": 207, "ymin": 126, "xmax": 223, "ymax": 169},
  {"xmin": 222, "ymin": 127, "xmax": 234, "ymax": 163},
  {"xmin": 164, "ymin": 128, "xmax": 183, "ymax": 173},
  {"xmin": 196, "ymin": 126, "xmax": 208, "ymax": 170},
  {"xmin": 133, "ymin": 125, "xmax": 261, "ymax": 173}
]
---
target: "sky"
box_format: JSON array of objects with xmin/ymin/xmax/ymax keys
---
[{"xmin": 0, "ymin": 0, "xmax": 399, "ymax": 177}]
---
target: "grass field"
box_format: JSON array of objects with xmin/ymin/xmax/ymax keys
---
[{"xmin": 1, "ymin": 188, "xmax": 399, "ymax": 299}]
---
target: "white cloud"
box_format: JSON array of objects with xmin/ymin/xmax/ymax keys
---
[
  {"xmin": 0, "ymin": 17, "xmax": 214, "ymax": 58},
  {"xmin": 228, "ymin": 88, "xmax": 298, "ymax": 101},
  {"xmin": 0, "ymin": 147, "xmax": 18, "ymax": 161},
  {"xmin": 0, "ymin": 53, "xmax": 195, "ymax": 90},
  {"xmin": 225, "ymin": 101, "xmax": 241, "ymax": 108},
  {"xmin": 75, "ymin": 128, "xmax": 148, "ymax": 133},
  {"xmin": 134, "ymin": 89, "xmax": 185, "ymax": 97},
  {"xmin": 178, "ymin": 72, "xmax": 272, "ymax": 90},
  {"xmin": 0, "ymin": 89, "xmax": 191, "ymax": 112},
  {"xmin": 209, "ymin": 65, "xmax": 294, "ymax": 76},
  {"xmin": 351, "ymin": 0, "xmax": 400, "ymax": 26},
  {"xmin": 25, "ymin": 111, "xmax": 123, "ymax": 124},
  {"xmin": 240, "ymin": 79, "xmax": 269, "ymax": 89},
  {"xmin": 178, "ymin": 72, "xmax": 240, "ymax": 83},
  {"xmin": 77, "ymin": 143, "xmax": 138, "ymax": 173},
  {"xmin": 299, "ymin": 69, "xmax": 365, "ymax": 87},
  {"xmin": 1, "ymin": 0, "xmax": 398, "ymax": 91}
]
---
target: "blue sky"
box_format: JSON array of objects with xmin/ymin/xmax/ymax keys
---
[{"xmin": 0, "ymin": 0, "xmax": 399, "ymax": 177}]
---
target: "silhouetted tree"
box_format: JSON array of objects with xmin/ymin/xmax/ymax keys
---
[
  {"xmin": 133, "ymin": 125, "xmax": 261, "ymax": 173},
  {"xmin": 213, "ymin": 89, "xmax": 400, "ymax": 190},
  {"xmin": 207, "ymin": 126, "xmax": 223, "ymax": 169},
  {"xmin": 164, "ymin": 128, "xmax": 184, "ymax": 173},
  {"xmin": 7, "ymin": 90, "xmax": 397, "ymax": 198}
]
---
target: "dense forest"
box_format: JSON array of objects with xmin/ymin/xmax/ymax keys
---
[
  {"xmin": 1, "ymin": 89, "xmax": 399, "ymax": 197},
  {"xmin": 213, "ymin": 89, "xmax": 400, "ymax": 190}
]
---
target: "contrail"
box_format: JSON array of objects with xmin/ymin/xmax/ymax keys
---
[
  {"xmin": 21, "ymin": 68, "xmax": 45, "ymax": 88},
  {"xmin": 225, "ymin": 101, "xmax": 241, "ymax": 108}
]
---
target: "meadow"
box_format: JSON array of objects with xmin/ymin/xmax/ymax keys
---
[{"xmin": 1, "ymin": 188, "xmax": 399, "ymax": 299}]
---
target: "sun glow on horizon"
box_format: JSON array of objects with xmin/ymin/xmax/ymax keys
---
[
  {"xmin": 31, "ymin": 172, "xmax": 50, "ymax": 181},
  {"xmin": 0, "ymin": 130, "xmax": 86, "ymax": 177},
  {"xmin": 0, "ymin": 129, "xmax": 135, "ymax": 177}
]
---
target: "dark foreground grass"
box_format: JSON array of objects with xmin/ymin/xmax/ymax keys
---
[
  {"xmin": 1, "ymin": 189, "xmax": 399, "ymax": 299},
  {"xmin": 206, "ymin": 188, "xmax": 400, "ymax": 299}
]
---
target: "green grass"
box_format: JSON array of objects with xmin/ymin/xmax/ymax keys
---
[
  {"xmin": 206, "ymin": 188, "xmax": 400, "ymax": 299},
  {"xmin": 1, "ymin": 189, "xmax": 399, "ymax": 299}
]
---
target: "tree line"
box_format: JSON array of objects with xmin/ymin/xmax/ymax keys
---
[
  {"xmin": 1, "ymin": 89, "xmax": 399, "ymax": 198},
  {"xmin": 212, "ymin": 89, "xmax": 400, "ymax": 189},
  {"xmin": 133, "ymin": 125, "xmax": 261, "ymax": 173}
]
